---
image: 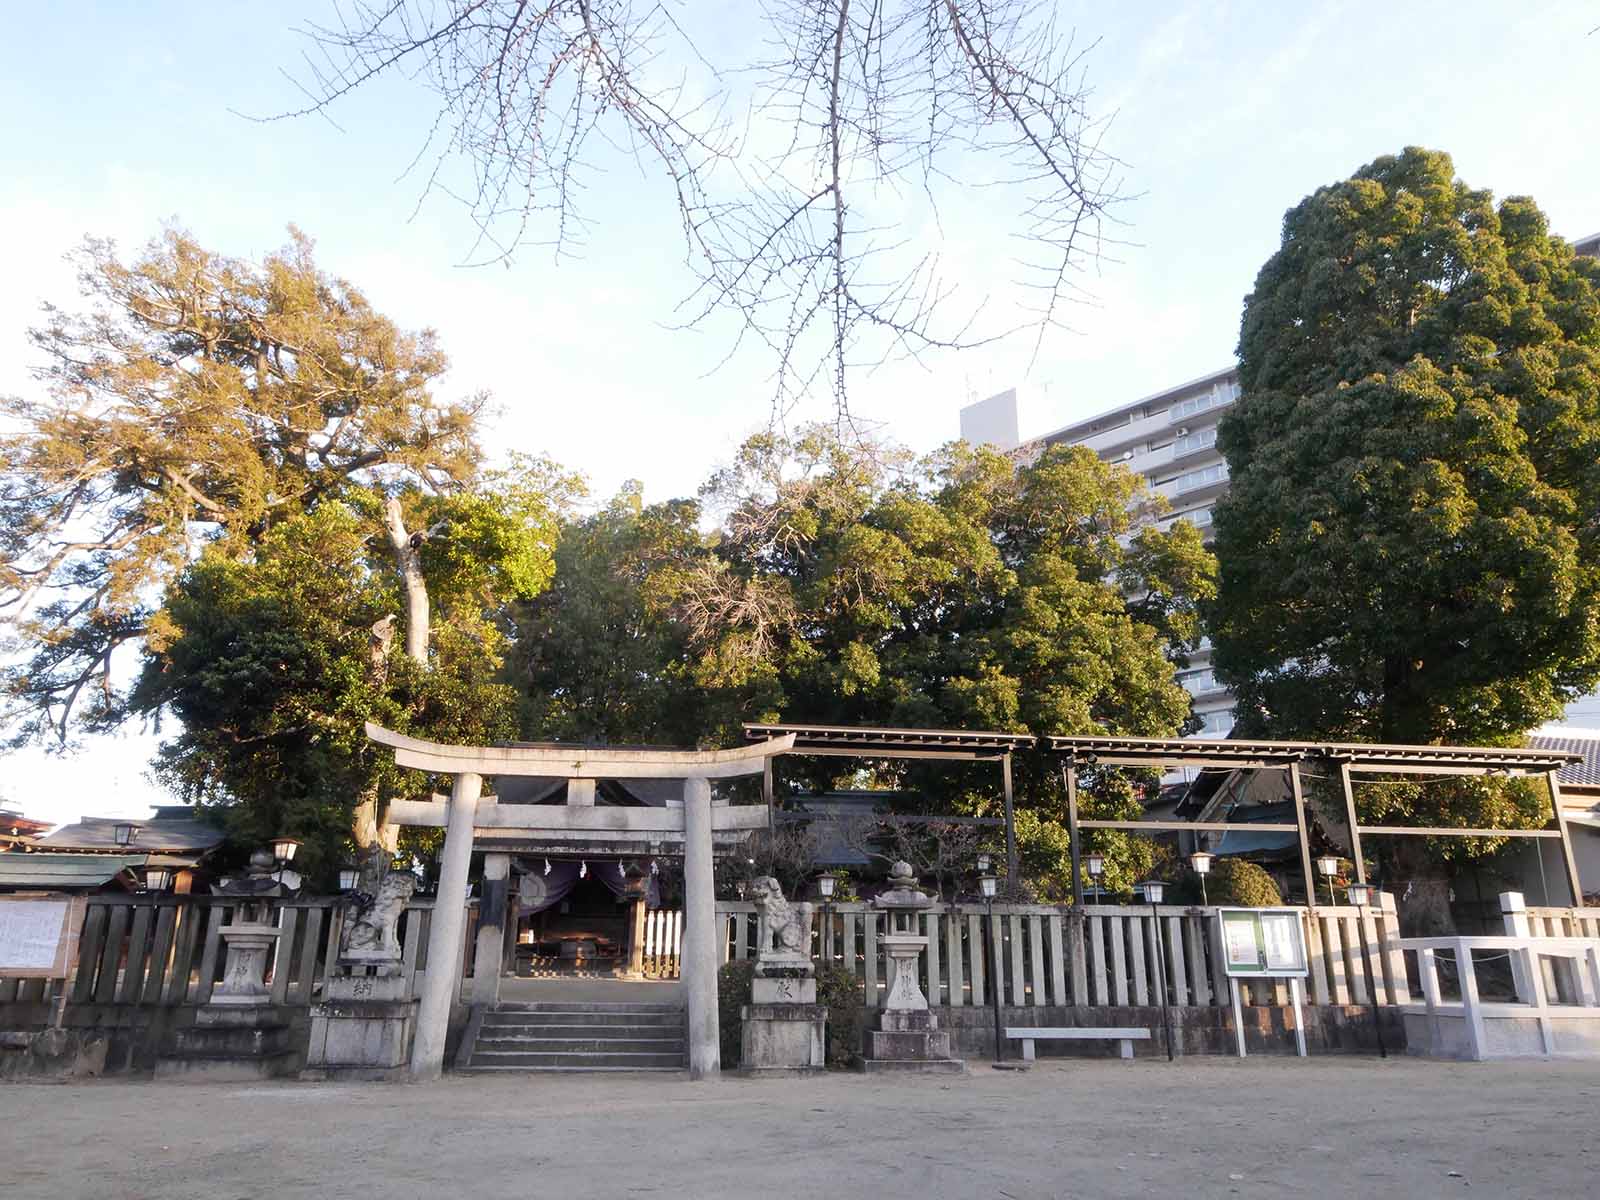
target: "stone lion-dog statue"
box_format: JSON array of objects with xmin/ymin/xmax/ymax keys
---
[{"xmin": 749, "ymin": 875, "xmax": 815, "ymax": 963}]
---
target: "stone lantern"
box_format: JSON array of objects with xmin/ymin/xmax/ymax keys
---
[
  {"xmin": 156, "ymin": 847, "xmax": 299, "ymax": 1079},
  {"xmin": 864, "ymin": 861, "xmax": 961, "ymax": 1073},
  {"xmin": 209, "ymin": 847, "xmax": 299, "ymax": 1005}
]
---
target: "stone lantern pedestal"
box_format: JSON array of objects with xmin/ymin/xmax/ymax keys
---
[{"xmin": 863, "ymin": 862, "xmax": 962, "ymax": 1074}]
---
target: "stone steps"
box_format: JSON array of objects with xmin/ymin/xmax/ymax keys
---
[
  {"xmin": 470, "ymin": 1049, "xmax": 687, "ymax": 1069},
  {"xmin": 476, "ymin": 1036, "xmax": 684, "ymax": 1054},
  {"xmin": 461, "ymin": 1000, "xmax": 687, "ymax": 1073}
]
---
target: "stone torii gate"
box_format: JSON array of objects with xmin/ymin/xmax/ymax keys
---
[{"xmin": 364, "ymin": 723, "xmax": 794, "ymax": 1081}]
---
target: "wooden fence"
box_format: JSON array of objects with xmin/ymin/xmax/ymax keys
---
[
  {"xmin": 0, "ymin": 895, "xmax": 474, "ymax": 1016},
  {"xmin": 716, "ymin": 900, "xmax": 1412, "ymax": 1009},
  {"xmin": 641, "ymin": 908, "xmax": 684, "ymax": 979}
]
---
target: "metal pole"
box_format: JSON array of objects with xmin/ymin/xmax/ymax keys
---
[
  {"xmin": 1063, "ymin": 761, "xmax": 1082, "ymax": 909},
  {"xmin": 1357, "ymin": 901, "xmax": 1387, "ymax": 1057},
  {"xmin": 987, "ymin": 895, "xmax": 1005, "ymax": 1062},
  {"xmin": 1152, "ymin": 900, "xmax": 1173, "ymax": 1061},
  {"xmin": 1002, "ymin": 752, "xmax": 1018, "ymax": 890}
]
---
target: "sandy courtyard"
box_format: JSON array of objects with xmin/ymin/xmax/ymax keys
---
[{"xmin": 3, "ymin": 1056, "xmax": 1598, "ymax": 1199}]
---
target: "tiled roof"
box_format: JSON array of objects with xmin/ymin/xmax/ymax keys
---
[
  {"xmin": 39, "ymin": 813, "xmax": 225, "ymax": 854},
  {"xmin": 1528, "ymin": 732, "xmax": 1600, "ymax": 790}
]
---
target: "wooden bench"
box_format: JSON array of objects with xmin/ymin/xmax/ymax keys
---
[{"xmin": 1004, "ymin": 1026, "xmax": 1152, "ymax": 1061}]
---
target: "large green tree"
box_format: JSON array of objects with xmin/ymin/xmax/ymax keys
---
[
  {"xmin": 518, "ymin": 427, "xmax": 1218, "ymax": 899},
  {"xmin": 1, "ymin": 228, "xmax": 563, "ymax": 855},
  {"xmin": 1209, "ymin": 147, "xmax": 1600, "ymax": 858}
]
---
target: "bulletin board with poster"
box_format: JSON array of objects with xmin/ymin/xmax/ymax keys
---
[
  {"xmin": 0, "ymin": 895, "xmax": 87, "ymax": 1000},
  {"xmin": 1215, "ymin": 907, "xmax": 1310, "ymax": 1058}
]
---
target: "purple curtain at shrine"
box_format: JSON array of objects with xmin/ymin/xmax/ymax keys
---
[{"xmin": 516, "ymin": 859, "xmax": 660, "ymax": 914}]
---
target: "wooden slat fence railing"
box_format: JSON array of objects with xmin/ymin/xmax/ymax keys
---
[
  {"xmin": 641, "ymin": 908, "xmax": 683, "ymax": 979},
  {"xmin": 714, "ymin": 900, "xmax": 1409, "ymax": 1010},
  {"xmin": 0, "ymin": 895, "xmax": 475, "ymax": 1017}
]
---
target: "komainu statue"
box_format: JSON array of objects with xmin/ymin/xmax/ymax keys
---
[
  {"xmin": 338, "ymin": 845, "xmax": 416, "ymax": 969},
  {"xmin": 749, "ymin": 875, "xmax": 814, "ymax": 964}
]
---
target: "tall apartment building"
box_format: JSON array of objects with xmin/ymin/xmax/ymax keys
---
[
  {"xmin": 961, "ymin": 369, "xmax": 1242, "ymax": 740},
  {"xmin": 959, "ymin": 229, "xmax": 1600, "ymax": 741}
]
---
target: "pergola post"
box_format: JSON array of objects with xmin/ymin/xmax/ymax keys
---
[
  {"xmin": 1337, "ymin": 760, "xmax": 1367, "ymax": 885},
  {"xmin": 1286, "ymin": 760, "xmax": 1317, "ymax": 910},
  {"xmin": 412, "ymin": 769, "xmax": 481, "ymax": 1081},
  {"xmin": 1548, "ymin": 770, "xmax": 1584, "ymax": 907},
  {"xmin": 1002, "ymin": 751, "xmax": 1018, "ymax": 888},
  {"xmin": 472, "ymin": 852, "xmax": 511, "ymax": 1004},
  {"xmin": 1063, "ymin": 760, "xmax": 1082, "ymax": 908},
  {"xmin": 682, "ymin": 775, "xmax": 720, "ymax": 1079}
]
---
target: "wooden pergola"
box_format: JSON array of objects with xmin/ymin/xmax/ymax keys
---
[
  {"xmin": 1045, "ymin": 736, "xmax": 1587, "ymax": 908},
  {"xmin": 744, "ymin": 723, "xmax": 1036, "ymax": 881}
]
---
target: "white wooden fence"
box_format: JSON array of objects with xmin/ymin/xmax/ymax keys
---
[{"xmin": 716, "ymin": 899, "xmax": 1412, "ymax": 1009}]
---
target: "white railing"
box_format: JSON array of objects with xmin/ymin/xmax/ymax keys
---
[
  {"xmin": 1399, "ymin": 933, "xmax": 1600, "ymax": 1060},
  {"xmin": 714, "ymin": 899, "xmax": 1407, "ymax": 1010}
]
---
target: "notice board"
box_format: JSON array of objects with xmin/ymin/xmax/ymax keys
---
[
  {"xmin": 1217, "ymin": 906, "xmax": 1309, "ymax": 977},
  {"xmin": 0, "ymin": 895, "xmax": 86, "ymax": 979}
]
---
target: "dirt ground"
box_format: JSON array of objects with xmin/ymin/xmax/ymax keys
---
[{"xmin": 4, "ymin": 1056, "xmax": 1598, "ymax": 1200}]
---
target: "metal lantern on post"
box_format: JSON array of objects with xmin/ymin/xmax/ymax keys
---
[
  {"xmin": 1139, "ymin": 880, "xmax": 1174, "ymax": 1062},
  {"xmin": 1189, "ymin": 851, "xmax": 1214, "ymax": 907},
  {"xmin": 816, "ymin": 872, "xmax": 837, "ymax": 962},
  {"xmin": 1085, "ymin": 852, "xmax": 1104, "ymax": 905},
  {"xmin": 1315, "ymin": 855, "xmax": 1340, "ymax": 908},
  {"xmin": 1346, "ymin": 882, "xmax": 1387, "ymax": 1058},
  {"xmin": 980, "ymin": 872, "xmax": 1003, "ymax": 1062},
  {"xmin": 338, "ymin": 862, "xmax": 361, "ymax": 893}
]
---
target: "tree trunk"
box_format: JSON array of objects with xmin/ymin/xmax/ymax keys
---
[
  {"xmin": 350, "ymin": 497, "xmax": 434, "ymax": 852},
  {"xmin": 384, "ymin": 495, "xmax": 431, "ymax": 662}
]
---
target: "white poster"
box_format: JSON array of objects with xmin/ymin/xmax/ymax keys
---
[
  {"xmin": 0, "ymin": 900, "xmax": 70, "ymax": 972},
  {"xmin": 1261, "ymin": 912, "xmax": 1306, "ymax": 972}
]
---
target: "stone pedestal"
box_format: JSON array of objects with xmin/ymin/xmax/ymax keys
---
[
  {"xmin": 741, "ymin": 1002, "xmax": 827, "ymax": 1074},
  {"xmin": 303, "ymin": 969, "xmax": 418, "ymax": 1081},
  {"xmin": 751, "ymin": 960, "xmax": 817, "ymax": 1005},
  {"xmin": 157, "ymin": 1006, "xmax": 294, "ymax": 1081}
]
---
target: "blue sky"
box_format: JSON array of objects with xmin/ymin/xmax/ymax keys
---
[{"xmin": 3, "ymin": 1, "xmax": 1599, "ymax": 823}]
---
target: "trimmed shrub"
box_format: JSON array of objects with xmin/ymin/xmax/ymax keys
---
[
  {"xmin": 1170, "ymin": 856, "xmax": 1284, "ymax": 907},
  {"xmin": 815, "ymin": 961, "xmax": 864, "ymax": 1068},
  {"xmin": 717, "ymin": 960, "xmax": 756, "ymax": 1068}
]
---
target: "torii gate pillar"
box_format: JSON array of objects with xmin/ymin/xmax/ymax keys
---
[
  {"xmin": 412, "ymin": 770, "xmax": 480, "ymax": 1081},
  {"xmin": 682, "ymin": 776, "xmax": 718, "ymax": 1078}
]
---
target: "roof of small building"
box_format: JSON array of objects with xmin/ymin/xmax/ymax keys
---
[
  {"xmin": 38, "ymin": 806, "xmax": 225, "ymax": 855},
  {"xmin": 0, "ymin": 852, "xmax": 147, "ymax": 890},
  {"xmin": 1528, "ymin": 728, "xmax": 1600, "ymax": 791}
]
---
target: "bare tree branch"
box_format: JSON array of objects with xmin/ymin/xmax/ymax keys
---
[{"xmin": 278, "ymin": 1, "xmax": 1125, "ymax": 418}]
